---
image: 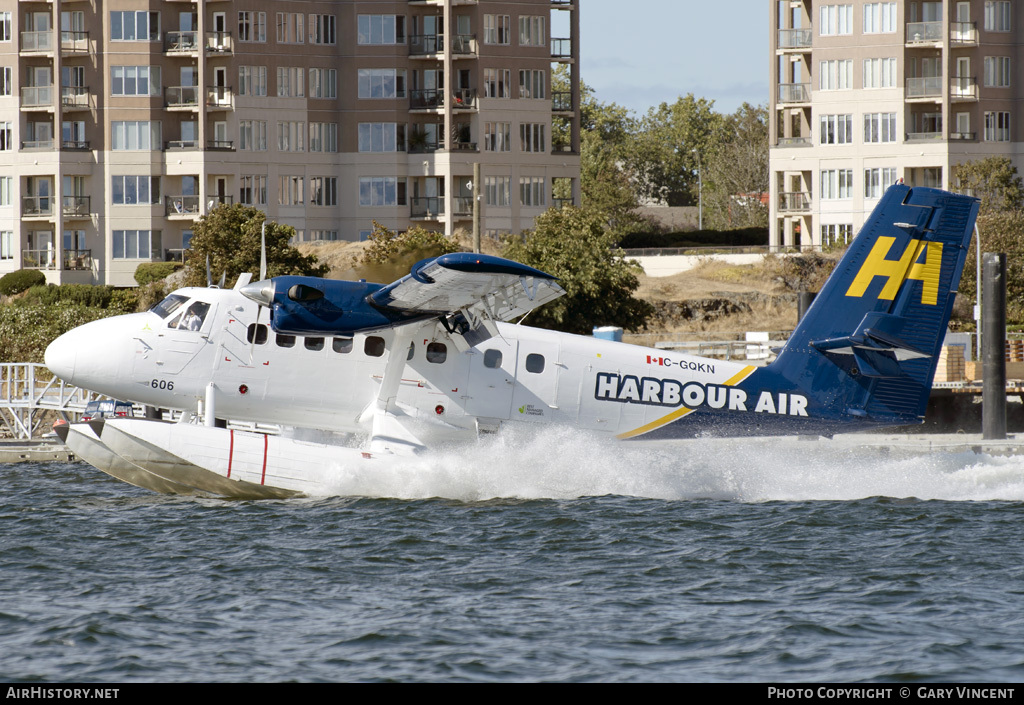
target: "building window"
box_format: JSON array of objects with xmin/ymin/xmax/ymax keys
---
[
  {"xmin": 484, "ymin": 68, "xmax": 511, "ymax": 98},
  {"xmin": 519, "ymin": 16, "xmax": 546, "ymax": 46},
  {"xmin": 821, "ymin": 224, "xmax": 853, "ymax": 247},
  {"xmin": 820, "ymin": 169, "xmax": 853, "ymax": 199},
  {"xmin": 311, "ymin": 231, "xmax": 339, "ymax": 242},
  {"xmin": 239, "ymin": 120, "xmax": 267, "ymax": 151},
  {"xmin": 819, "ymin": 114, "xmax": 853, "ymax": 145},
  {"xmin": 112, "ymin": 230, "xmax": 157, "ymax": 259},
  {"xmin": 484, "ymin": 15, "xmax": 510, "ymax": 45},
  {"xmin": 111, "ymin": 66, "xmax": 161, "ymax": 97},
  {"xmin": 112, "ymin": 121, "xmax": 160, "ymax": 150},
  {"xmin": 0, "ymin": 13, "xmax": 10, "ymax": 42},
  {"xmin": 276, "ymin": 13, "xmax": 304, "ymax": 44},
  {"xmin": 279, "ymin": 176, "xmax": 304, "ymax": 205},
  {"xmin": 310, "ymin": 177, "xmax": 337, "ymax": 207},
  {"xmin": 238, "ymin": 12, "xmax": 267, "ymax": 43},
  {"xmin": 985, "ymin": 1, "xmax": 1011, "ymax": 32},
  {"xmin": 864, "ymin": 113, "xmax": 897, "ymax": 143},
  {"xmin": 984, "ymin": 57, "xmax": 1011, "ymax": 87},
  {"xmin": 0, "ymin": 176, "xmax": 11, "ymax": 205},
  {"xmin": 0, "ymin": 67, "xmax": 12, "ymax": 96},
  {"xmin": 309, "ymin": 123, "xmax": 338, "ymax": 153},
  {"xmin": 863, "ymin": 58, "xmax": 897, "ymax": 88},
  {"xmin": 277, "ymin": 121, "xmax": 305, "ymax": 152},
  {"xmin": 239, "ymin": 175, "xmax": 267, "ymax": 206},
  {"xmin": 0, "ymin": 231, "xmax": 13, "ymax": 260},
  {"xmin": 358, "ymin": 69, "xmax": 405, "ymax": 99},
  {"xmin": 359, "ymin": 123, "xmax": 405, "ymax": 152},
  {"xmin": 110, "ymin": 12, "xmax": 159, "ymax": 41},
  {"xmin": 358, "ymin": 15, "xmax": 404, "ymax": 44},
  {"xmin": 819, "ymin": 5, "xmax": 853, "ymax": 35},
  {"xmin": 519, "ymin": 69, "xmax": 546, "ymax": 99},
  {"xmin": 309, "ymin": 15, "xmax": 336, "ymax": 45},
  {"xmin": 863, "ymin": 3, "xmax": 897, "ymax": 33},
  {"xmin": 359, "ymin": 177, "xmax": 405, "ymax": 207},
  {"xmin": 819, "ymin": 60, "xmax": 852, "ymax": 90},
  {"xmin": 864, "ymin": 167, "xmax": 898, "ymax": 199},
  {"xmin": 112, "ymin": 176, "xmax": 160, "ymax": 205},
  {"xmin": 0, "ymin": 122, "xmax": 11, "ymax": 151},
  {"xmin": 309, "ymin": 69, "xmax": 337, "ymax": 99},
  {"xmin": 520, "ymin": 123, "xmax": 546, "ymax": 152},
  {"xmin": 485, "ymin": 176, "xmax": 511, "ymax": 207},
  {"xmin": 520, "ymin": 177, "xmax": 545, "ymax": 207},
  {"xmin": 277, "ymin": 67, "xmax": 304, "ymax": 97},
  {"xmin": 239, "ymin": 66, "xmax": 267, "ymax": 97},
  {"xmin": 984, "ymin": 111, "xmax": 1011, "ymax": 141},
  {"xmin": 484, "ymin": 122, "xmax": 511, "ymax": 152}
]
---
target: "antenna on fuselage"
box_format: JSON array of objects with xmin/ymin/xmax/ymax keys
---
[{"xmin": 260, "ymin": 222, "xmax": 267, "ymax": 281}]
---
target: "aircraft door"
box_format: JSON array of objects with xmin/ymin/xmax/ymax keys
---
[
  {"xmin": 510, "ymin": 339, "xmax": 560, "ymax": 424},
  {"xmin": 464, "ymin": 340, "xmax": 516, "ymax": 420},
  {"xmin": 139, "ymin": 301, "xmax": 218, "ymax": 376}
]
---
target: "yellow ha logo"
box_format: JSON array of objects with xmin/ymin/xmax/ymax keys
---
[{"xmin": 845, "ymin": 237, "xmax": 944, "ymax": 305}]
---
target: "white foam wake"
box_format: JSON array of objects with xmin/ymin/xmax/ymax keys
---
[{"xmin": 302, "ymin": 426, "xmax": 1024, "ymax": 502}]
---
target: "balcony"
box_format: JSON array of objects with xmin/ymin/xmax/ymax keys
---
[
  {"xmin": 906, "ymin": 131, "xmax": 943, "ymax": 142},
  {"xmin": 165, "ymin": 86, "xmax": 199, "ymax": 109},
  {"xmin": 451, "ymin": 197, "xmax": 472, "ymax": 218},
  {"xmin": 62, "ymin": 195, "xmax": 91, "ymax": 218},
  {"xmin": 906, "ymin": 76, "xmax": 942, "ymax": 99},
  {"xmin": 61, "ymin": 85, "xmax": 91, "ymax": 111},
  {"xmin": 777, "ymin": 136, "xmax": 812, "ymax": 147},
  {"xmin": 950, "ymin": 21, "xmax": 978, "ymax": 45},
  {"xmin": 410, "ymin": 88, "xmax": 476, "ymax": 111},
  {"xmin": 778, "ymin": 28, "xmax": 812, "ymax": 50},
  {"xmin": 552, "ymin": 91, "xmax": 573, "ymax": 113},
  {"xmin": 63, "ymin": 249, "xmax": 92, "ymax": 271},
  {"xmin": 777, "ymin": 192, "xmax": 811, "ymax": 213},
  {"xmin": 411, "ymin": 197, "xmax": 443, "ymax": 219},
  {"xmin": 60, "ymin": 30, "xmax": 88, "ymax": 53},
  {"xmin": 22, "ymin": 249, "xmax": 57, "ymax": 270},
  {"xmin": 409, "ymin": 33, "xmax": 476, "ymax": 57},
  {"xmin": 20, "ymin": 30, "xmax": 53, "ymax": 53},
  {"xmin": 552, "ymin": 197, "xmax": 574, "ymax": 209},
  {"xmin": 551, "ymin": 38, "xmax": 572, "ymax": 61},
  {"xmin": 206, "ymin": 31, "xmax": 232, "ymax": 53},
  {"xmin": 950, "ymin": 76, "xmax": 978, "ymax": 101},
  {"xmin": 61, "ymin": 140, "xmax": 89, "ymax": 150},
  {"xmin": 777, "ymin": 83, "xmax": 810, "ymax": 104},
  {"xmin": 22, "ymin": 196, "xmax": 54, "ymax": 218},
  {"xmin": 950, "ymin": 131, "xmax": 977, "ymax": 141},
  {"xmin": 206, "ymin": 86, "xmax": 234, "ymax": 109},
  {"xmin": 906, "ymin": 21, "xmax": 942, "ymax": 45},
  {"xmin": 166, "ymin": 139, "xmax": 200, "ymax": 150},
  {"xmin": 206, "ymin": 140, "xmax": 234, "ymax": 150},
  {"xmin": 21, "ymin": 85, "xmax": 54, "ymax": 110},
  {"xmin": 166, "ymin": 195, "xmax": 200, "ymax": 217},
  {"xmin": 165, "ymin": 31, "xmax": 199, "ymax": 54}
]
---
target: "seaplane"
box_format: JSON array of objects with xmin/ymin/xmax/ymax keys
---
[{"xmin": 45, "ymin": 184, "xmax": 979, "ymax": 498}]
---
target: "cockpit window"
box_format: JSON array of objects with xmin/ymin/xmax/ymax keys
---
[
  {"xmin": 175, "ymin": 302, "xmax": 210, "ymax": 331},
  {"xmin": 150, "ymin": 294, "xmax": 188, "ymax": 319}
]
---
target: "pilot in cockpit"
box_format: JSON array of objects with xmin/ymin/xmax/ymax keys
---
[{"xmin": 169, "ymin": 301, "xmax": 211, "ymax": 332}]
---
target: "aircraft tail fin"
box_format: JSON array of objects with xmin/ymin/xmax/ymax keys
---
[{"xmin": 772, "ymin": 184, "xmax": 979, "ymax": 425}]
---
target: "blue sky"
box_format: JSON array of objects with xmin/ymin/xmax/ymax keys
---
[{"xmin": 571, "ymin": 0, "xmax": 769, "ymax": 117}]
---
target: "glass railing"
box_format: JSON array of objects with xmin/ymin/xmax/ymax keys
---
[
  {"xmin": 552, "ymin": 91, "xmax": 573, "ymax": 111},
  {"xmin": 206, "ymin": 86, "xmax": 233, "ymax": 108},
  {"xmin": 61, "ymin": 140, "xmax": 89, "ymax": 150},
  {"xmin": 906, "ymin": 76, "xmax": 942, "ymax": 98},
  {"xmin": 165, "ymin": 85, "xmax": 199, "ymax": 107},
  {"xmin": 61, "ymin": 85, "xmax": 90, "ymax": 109},
  {"xmin": 778, "ymin": 28, "xmax": 812, "ymax": 49},
  {"xmin": 21, "ymin": 139, "xmax": 54, "ymax": 150},
  {"xmin": 950, "ymin": 21, "xmax": 978, "ymax": 43},
  {"xmin": 166, "ymin": 140, "xmax": 200, "ymax": 150},
  {"xmin": 63, "ymin": 249, "xmax": 92, "ymax": 271},
  {"xmin": 165, "ymin": 31, "xmax": 199, "ymax": 52},
  {"xmin": 777, "ymin": 192, "xmax": 811, "ymax": 212},
  {"xmin": 206, "ymin": 140, "xmax": 234, "ymax": 150},
  {"xmin": 21, "ymin": 85, "xmax": 54, "ymax": 107},
  {"xmin": 777, "ymin": 136, "xmax": 812, "ymax": 146},
  {"xmin": 551, "ymin": 38, "xmax": 571, "ymax": 58},
  {"xmin": 906, "ymin": 21, "xmax": 942, "ymax": 43},
  {"xmin": 22, "ymin": 196, "xmax": 53, "ymax": 216},
  {"xmin": 206, "ymin": 31, "xmax": 232, "ymax": 53},
  {"xmin": 62, "ymin": 196, "xmax": 91, "ymax": 217},
  {"xmin": 950, "ymin": 76, "xmax": 977, "ymax": 98},
  {"xmin": 20, "ymin": 31, "xmax": 53, "ymax": 52},
  {"xmin": 22, "ymin": 249, "xmax": 58, "ymax": 270},
  {"xmin": 451, "ymin": 197, "xmax": 473, "ymax": 216},
  {"xmin": 906, "ymin": 131, "xmax": 943, "ymax": 141},
  {"xmin": 777, "ymin": 83, "xmax": 810, "ymax": 103},
  {"xmin": 411, "ymin": 197, "xmax": 444, "ymax": 218},
  {"xmin": 165, "ymin": 195, "xmax": 200, "ymax": 216},
  {"xmin": 60, "ymin": 30, "xmax": 88, "ymax": 52}
]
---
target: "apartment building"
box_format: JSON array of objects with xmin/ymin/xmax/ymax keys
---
[
  {"xmin": 769, "ymin": 0, "xmax": 1016, "ymax": 250},
  {"xmin": 0, "ymin": 0, "xmax": 581, "ymax": 287}
]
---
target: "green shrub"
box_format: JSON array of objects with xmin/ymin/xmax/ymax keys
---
[
  {"xmin": 135, "ymin": 261, "xmax": 184, "ymax": 286},
  {"xmin": 17, "ymin": 283, "xmax": 114, "ymax": 309},
  {"xmin": 109, "ymin": 288, "xmax": 140, "ymax": 314},
  {"xmin": 0, "ymin": 269, "xmax": 46, "ymax": 296}
]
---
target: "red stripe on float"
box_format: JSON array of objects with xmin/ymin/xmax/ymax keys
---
[
  {"xmin": 261, "ymin": 434, "xmax": 268, "ymax": 485},
  {"xmin": 227, "ymin": 429, "xmax": 234, "ymax": 478}
]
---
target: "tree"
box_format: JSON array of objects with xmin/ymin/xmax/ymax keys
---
[
  {"xmin": 352, "ymin": 221, "xmax": 460, "ymax": 283},
  {"xmin": 501, "ymin": 205, "xmax": 653, "ymax": 334},
  {"xmin": 628, "ymin": 94, "xmax": 725, "ymax": 207},
  {"xmin": 182, "ymin": 204, "xmax": 328, "ymax": 288},
  {"xmin": 703, "ymin": 103, "xmax": 770, "ymax": 229},
  {"xmin": 958, "ymin": 211, "xmax": 1024, "ymax": 325},
  {"xmin": 954, "ymin": 156, "xmax": 1024, "ymax": 215}
]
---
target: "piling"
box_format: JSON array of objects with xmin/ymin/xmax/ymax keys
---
[{"xmin": 982, "ymin": 252, "xmax": 1007, "ymax": 440}]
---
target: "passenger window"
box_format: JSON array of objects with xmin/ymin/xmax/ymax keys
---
[
  {"xmin": 426, "ymin": 342, "xmax": 447, "ymax": 364},
  {"xmin": 276, "ymin": 334, "xmax": 296, "ymax": 348},
  {"xmin": 525, "ymin": 353, "xmax": 545, "ymax": 374},
  {"xmin": 333, "ymin": 337, "xmax": 352, "ymax": 354},
  {"xmin": 305, "ymin": 337, "xmax": 325, "ymax": 351},
  {"xmin": 246, "ymin": 323, "xmax": 268, "ymax": 345},
  {"xmin": 483, "ymin": 349, "xmax": 502, "ymax": 368},
  {"xmin": 365, "ymin": 336, "xmax": 385, "ymax": 357}
]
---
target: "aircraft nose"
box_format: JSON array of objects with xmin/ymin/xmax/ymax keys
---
[{"xmin": 45, "ymin": 330, "xmax": 78, "ymax": 382}]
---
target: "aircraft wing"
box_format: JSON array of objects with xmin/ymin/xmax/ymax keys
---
[{"xmin": 368, "ymin": 253, "xmax": 565, "ymax": 322}]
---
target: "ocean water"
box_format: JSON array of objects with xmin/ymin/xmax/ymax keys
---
[{"xmin": 3, "ymin": 428, "xmax": 1024, "ymax": 683}]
